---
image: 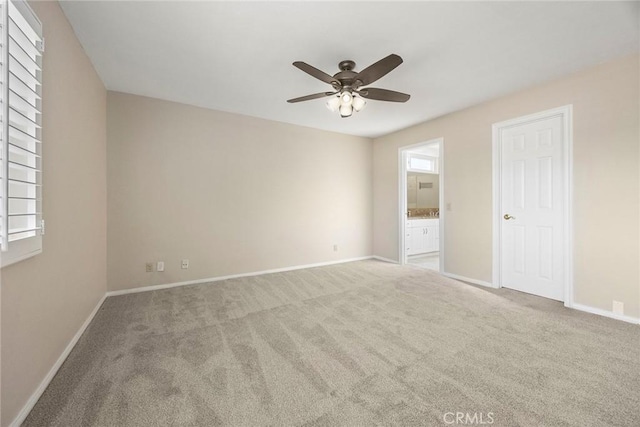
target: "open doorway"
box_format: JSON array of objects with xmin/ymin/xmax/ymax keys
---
[{"xmin": 398, "ymin": 138, "xmax": 444, "ymax": 272}]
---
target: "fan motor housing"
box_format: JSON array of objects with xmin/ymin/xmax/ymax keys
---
[{"xmin": 333, "ymin": 60, "xmax": 359, "ymax": 90}]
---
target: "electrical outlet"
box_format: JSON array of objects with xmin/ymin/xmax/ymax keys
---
[
  {"xmin": 145, "ymin": 262, "xmax": 154, "ymax": 273},
  {"xmin": 333, "ymin": 244, "xmax": 338, "ymax": 252},
  {"xmin": 156, "ymin": 261, "xmax": 165, "ymax": 272},
  {"xmin": 181, "ymin": 259, "xmax": 189, "ymax": 269},
  {"xmin": 612, "ymin": 300, "xmax": 624, "ymax": 315}
]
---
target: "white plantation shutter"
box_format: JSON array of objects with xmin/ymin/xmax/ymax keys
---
[{"xmin": 1, "ymin": 0, "xmax": 43, "ymax": 267}]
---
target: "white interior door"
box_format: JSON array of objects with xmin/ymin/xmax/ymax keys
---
[{"xmin": 500, "ymin": 115, "xmax": 565, "ymax": 301}]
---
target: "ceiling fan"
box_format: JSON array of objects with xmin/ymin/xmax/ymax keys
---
[{"xmin": 287, "ymin": 54, "xmax": 410, "ymax": 118}]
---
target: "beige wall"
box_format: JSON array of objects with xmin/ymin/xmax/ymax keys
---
[
  {"xmin": 0, "ymin": 2, "xmax": 107, "ymax": 425},
  {"xmin": 107, "ymin": 92, "xmax": 372, "ymax": 291},
  {"xmin": 373, "ymin": 54, "xmax": 640, "ymax": 318}
]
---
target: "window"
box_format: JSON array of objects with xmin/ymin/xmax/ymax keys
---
[
  {"xmin": 407, "ymin": 153, "xmax": 438, "ymax": 173},
  {"xmin": 0, "ymin": 0, "xmax": 43, "ymax": 267}
]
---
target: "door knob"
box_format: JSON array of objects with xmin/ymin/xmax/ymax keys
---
[{"xmin": 503, "ymin": 214, "xmax": 515, "ymax": 220}]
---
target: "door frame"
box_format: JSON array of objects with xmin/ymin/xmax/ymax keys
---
[
  {"xmin": 398, "ymin": 137, "xmax": 444, "ymax": 270},
  {"xmin": 491, "ymin": 105, "xmax": 574, "ymax": 306}
]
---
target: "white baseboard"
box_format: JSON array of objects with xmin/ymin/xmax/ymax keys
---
[
  {"xmin": 570, "ymin": 302, "xmax": 640, "ymax": 325},
  {"xmin": 10, "ymin": 293, "xmax": 107, "ymax": 427},
  {"xmin": 107, "ymin": 256, "xmax": 374, "ymax": 297},
  {"xmin": 371, "ymin": 255, "xmax": 398, "ymax": 264},
  {"xmin": 441, "ymin": 272, "xmax": 498, "ymax": 289}
]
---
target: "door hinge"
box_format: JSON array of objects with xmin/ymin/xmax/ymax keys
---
[
  {"xmin": 40, "ymin": 219, "xmax": 45, "ymax": 235},
  {"xmin": 36, "ymin": 37, "xmax": 45, "ymax": 53}
]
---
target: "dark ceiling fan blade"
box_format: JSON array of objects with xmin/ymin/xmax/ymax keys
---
[
  {"xmin": 358, "ymin": 88, "xmax": 410, "ymax": 103},
  {"xmin": 293, "ymin": 61, "xmax": 339, "ymax": 85},
  {"xmin": 353, "ymin": 54, "xmax": 403, "ymax": 86},
  {"xmin": 287, "ymin": 92, "xmax": 336, "ymax": 103}
]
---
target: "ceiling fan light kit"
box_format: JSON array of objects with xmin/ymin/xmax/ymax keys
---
[
  {"xmin": 327, "ymin": 91, "xmax": 367, "ymax": 118},
  {"xmin": 288, "ymin": 54, "xmax": 410, "ymax": 118}
]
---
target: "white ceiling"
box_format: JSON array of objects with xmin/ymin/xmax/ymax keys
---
[{"xmin": 59, "ymin": 1, "xmax": 639, "ymax": 138}]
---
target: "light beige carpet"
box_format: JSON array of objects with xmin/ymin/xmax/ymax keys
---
[{"xmin": 24, "ymin": 260, "xmax": 640, "ymax": 426}]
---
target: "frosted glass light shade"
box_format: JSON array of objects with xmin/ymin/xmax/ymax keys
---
[
  {"xmin": 339, "ymin": 104, "xmax": 353, "ymax": 117},
  {"xmin": 352, "ymin": 96, "xmax": 366, "ymax": 112},
  {"xmin": 340, "ymin": 91, "xmax": 353, "ymax": 105},
  {"xmin": 326, "ymin": 96, "xmax": 340, "ymax": 112}
]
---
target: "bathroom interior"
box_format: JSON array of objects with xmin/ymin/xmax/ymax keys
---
[{"xmin": 405, "ymin": 143, "xmax": 440, "ymax": 271}]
